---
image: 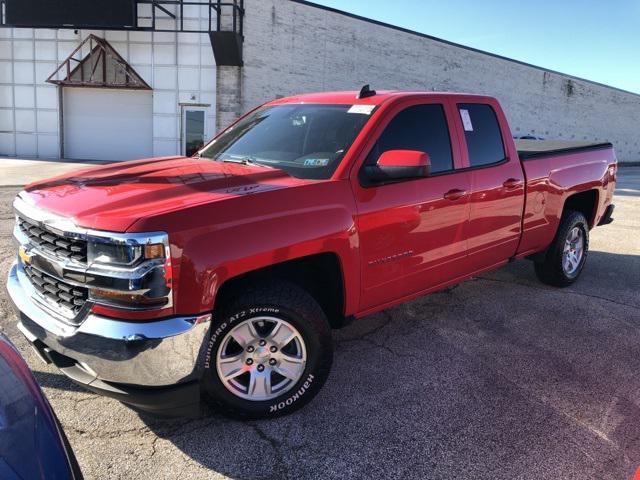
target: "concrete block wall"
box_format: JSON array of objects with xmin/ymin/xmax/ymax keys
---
[
  {"xmin": 225, "ymin": 0, "xmax": 640, "ymax": 162},
  {"xmin": 0, "ymin": 2, "xmax": 217, "ymax": 160},
  {"xmin": 0, "ymin": 27, "xmax": 60, "ymax": 158}
]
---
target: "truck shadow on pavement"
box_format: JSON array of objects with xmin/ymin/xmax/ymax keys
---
[{"xmin": 35, "ymin": 250, "xmax": 640, "ymax": 479}]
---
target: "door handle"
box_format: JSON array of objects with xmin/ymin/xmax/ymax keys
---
[
  {"xmin": 444, "ymin": 189, "xmax": 467, "ymax": 201},
  {"xmin": 503, "ymin": 178, "xmax": 523, "ymax": 189}
]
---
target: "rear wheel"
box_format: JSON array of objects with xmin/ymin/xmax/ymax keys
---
[
  {"xmin": 534, "ymin": 210, "xmax": 589, "ymax": 287},
  {"xmin": 202, "ymin": 281, "xmax": 333, "ymax": 419}
]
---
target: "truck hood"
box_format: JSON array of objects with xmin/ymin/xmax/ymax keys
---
[{"xmin": 22, "ymin": 157, "xmax": 308, "ymax": 232}]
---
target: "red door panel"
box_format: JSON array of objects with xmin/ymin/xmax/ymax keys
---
[
  {"xmin": 467, "ymin": 161, "xmax": 525, "ymax": 269},
  {"xmin": 451, "ymin": 99, "xmax": 526, "ymax": 270},
  {"xmin": 351, "ymin": 97, "xmax": 472, "ymax": 312},
  {"xmin": 356, "ymin": 173, "xmax": 471, "ymax": 310}
]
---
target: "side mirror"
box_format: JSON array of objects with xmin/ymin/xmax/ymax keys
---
[{"xmin": 363, "ymin": 150, "xmax": 431, "ymax": 184}]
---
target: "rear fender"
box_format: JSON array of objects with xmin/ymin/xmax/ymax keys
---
[{"xmin": 518, "ymin": 150, "xmax": 611, "ymax": 256}]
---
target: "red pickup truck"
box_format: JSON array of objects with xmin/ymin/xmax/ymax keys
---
[{"xmin": 7, "ymin": 88, "xmax": 617, "ymax": 418}]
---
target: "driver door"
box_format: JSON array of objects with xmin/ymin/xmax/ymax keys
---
[{"xmin": 353, "ymin": 99, "xmax": 472, "ymax": 311}]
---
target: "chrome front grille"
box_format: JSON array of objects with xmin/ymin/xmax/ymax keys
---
[
  {"xmin": 23, "ymin": 263, "xmax": 88, "ymax": 320},
  {"xmin": 13, "ymin": 193, "xmax": 173, "ymax": 318},
  {"xmin": 18, "ymin": 216, "xmax": 87, "ymax": 264}
]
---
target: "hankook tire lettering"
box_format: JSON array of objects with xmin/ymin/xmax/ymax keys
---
[{"xmin": 269, "ymin": 373, "xmax": 315, "ymax": 413}]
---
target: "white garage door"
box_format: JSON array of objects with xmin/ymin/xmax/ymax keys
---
[{"xmin": 63, "ymin": 88, "xmax": 153, "ymax": 161}]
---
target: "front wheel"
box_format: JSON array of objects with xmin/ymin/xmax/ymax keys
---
[
  {"xmin": 202, "ymin": 281, "xmax": 333, "ymax": 419},
  {"xmin": 534, "ymin": 210, "xmax": 589, "ymax": 287}
]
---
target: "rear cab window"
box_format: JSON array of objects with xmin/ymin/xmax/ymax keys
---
[
  {"xmin": 363, "ymin": 104, "xmax": 454, "ymax": 176},
  {"xmin": 457, "ymin": 103, "xmax": 506, "ymax": 168}
]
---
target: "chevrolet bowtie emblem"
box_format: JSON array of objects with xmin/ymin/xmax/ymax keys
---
[{"xmin": 18, "ymin": 245, "xmax": 32, "ymax": 264}]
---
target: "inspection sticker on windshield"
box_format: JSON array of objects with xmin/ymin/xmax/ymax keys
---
[
  {"xmin": 348, "ymin": 104, "xmax": 376, "ymax": 115},
  {"xmin": 304, "ymin": 158, "xmax": 329, "ymax": 166},
  {"xmin": 460, "ymin": 109, "xmax": 474, "ymax": 131}
]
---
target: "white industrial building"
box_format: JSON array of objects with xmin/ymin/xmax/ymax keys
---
[
  {"xmin": 0, "ymin": 0, "xmax": 220, "ymax": 161},
  {"xmin": 0, "ymin": 0, "xmax": 638, "ymax": 162}
]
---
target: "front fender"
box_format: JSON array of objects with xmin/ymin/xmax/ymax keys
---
[{"xmin": 136, "ymin": 180, "xmax": 360, "ymax": 317}]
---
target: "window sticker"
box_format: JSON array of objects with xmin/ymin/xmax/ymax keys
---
[
  {"xmin": 460, "ymin": 109, "xmax": 473, "ymax": 131},
  {"xmin": 303, "ymin": 158, "xmax": 329, "ymax": 166},
  {"xmin": 347, "ymin": 104, "xmax": 376, "ymax": 115}
]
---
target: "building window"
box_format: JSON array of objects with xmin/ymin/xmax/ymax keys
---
[{"xmin": 183, "ymin": 107, "xmax": 207, "ymax": 157}]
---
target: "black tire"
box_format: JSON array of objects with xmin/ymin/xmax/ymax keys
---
[
  {"xmin": 534, "ymin": 210, "xmax": 589, "ymax": 287},
  {"xmin": 202, "ymin": 280, "xmax": 333, "ymax": 419}
]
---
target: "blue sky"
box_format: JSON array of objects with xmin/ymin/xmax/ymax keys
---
[{"xmin": 312, "ymin": 0, "xmax": 640, "ymax": 94}]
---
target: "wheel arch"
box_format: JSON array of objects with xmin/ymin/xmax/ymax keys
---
[
  {"xmin": 212, "ymin": 252, "xmax": 349, "ymax": 329},
  {"xmin": 562, "ymin": 189, "xmax": 599, "ymax": 228}
]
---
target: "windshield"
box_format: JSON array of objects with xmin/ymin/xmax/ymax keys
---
[{"xmin": 198, "ymin": 104, "xmax": 375, "ymax": 180}]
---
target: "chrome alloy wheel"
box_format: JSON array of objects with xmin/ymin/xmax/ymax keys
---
[
  {"xmin": 562, "ymin": 226, "xmax": 584, "ymax": 276},
  {"xmin": 216, "ymin": 316, "xmax": 307, "ymax": 401}
]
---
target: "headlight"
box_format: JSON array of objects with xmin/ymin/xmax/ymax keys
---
[
  {"xmin": 88, "ymin": 239, "xmax": 141, "ymax": 266},
  {"xmin": 88, "ymin": 238, "xmax": 167, "ymax": 266},
  {"xmin": 86, "ymin": 232, "xmax": 173, "ymax": 310}
]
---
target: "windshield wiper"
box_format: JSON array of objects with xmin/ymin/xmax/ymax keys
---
[{"xmin": 220, "ymin": 156, "xmax": 274, "ymax": 168}]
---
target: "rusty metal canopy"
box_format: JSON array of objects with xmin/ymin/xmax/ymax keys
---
[{"xmin": 46, "ymin": 35, "xmax": 152, "ymax": 90}]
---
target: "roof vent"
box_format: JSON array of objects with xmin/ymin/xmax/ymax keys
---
[{"xmin": 357, "ymin": 84, "xmax": 376, "ymax": 99}]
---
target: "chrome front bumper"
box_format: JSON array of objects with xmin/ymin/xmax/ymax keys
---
[{"xmin": 7, "ymin": 261, "xmax": 211, "ymax": 388}]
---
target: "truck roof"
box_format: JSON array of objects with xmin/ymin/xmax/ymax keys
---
[{"xmin": 268, "ymin": 90, "xmax": 494, "ymax": 106}]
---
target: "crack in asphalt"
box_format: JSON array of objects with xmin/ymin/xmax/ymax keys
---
[
  {"xmin": 247, "ymin": 422, "xmax": 290, "ymax": 480},
  {"xmin": 150, "ymin": 435, "xmax": 160, "ymax": 459},
  {"xmin": 154, "ymin": 417, "xmax": 221, "ymax": 441},
  {"xmin": 334, "ymin": 309, "xmax": 418, "ymax": 358},
  {"xmin": 335, "ymin": 292, "xmax": 463, "ymax": 359},
  {"xmin": 477, "ymin": 276, "xmax": 640, "ymax": 310},
  {"xmin": 436, "ymin": 330, "xmax": 634, "ymax": 470},
  {"xmin": 66, "ymin": 423, "xmax": 152, "ymax": 439}
]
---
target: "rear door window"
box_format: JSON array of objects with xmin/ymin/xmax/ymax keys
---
[
  {"xmin": 366, "ymin": 104, "xmax": 453, "ymax": 174},
  {"xmin": 458, "ymin": 104, "xmax": 505, "ymax": 167}
]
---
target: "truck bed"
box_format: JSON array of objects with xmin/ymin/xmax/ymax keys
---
[
  {"xmin": 515, "ymin": 139, "xmax": 616, "ymax": 258},
  {"xmin": 516, "ymin": 140, "xmax": 613, "ymax": 160}
]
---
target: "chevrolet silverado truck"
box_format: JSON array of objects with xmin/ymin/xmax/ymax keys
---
[{"xmin": 7, "ymin": 87, "xmax": 617, "ymax": 418}]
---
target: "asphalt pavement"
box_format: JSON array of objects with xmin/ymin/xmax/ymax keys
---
[{"xmin": 0, "ymin": 165, "xmax": 638, "ymax": 480}]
